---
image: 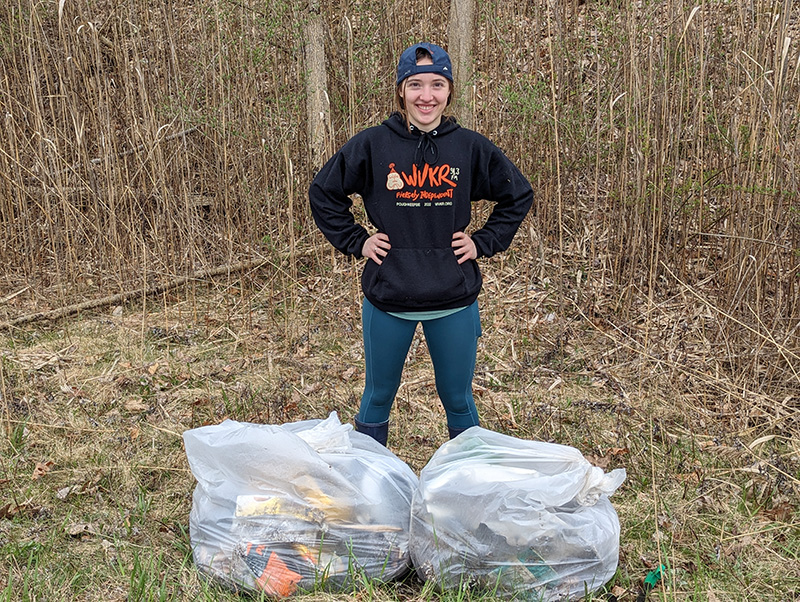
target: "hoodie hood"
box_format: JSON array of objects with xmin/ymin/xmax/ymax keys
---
[
  {"xmin": 382, "ymin": 111, "xmax": 460, "ymax": 138},
  {"xmin": 382, "ymin": 112, "xmax": 460, "ymax": 168}
]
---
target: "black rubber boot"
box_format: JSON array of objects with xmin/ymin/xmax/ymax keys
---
[
  {"xmin": 448, "ymin": 424, "xmax": 478, "ymax": 440},
  {"xmin": 354, "ymin": 418, "xmax": 389, "ymax": 446}
]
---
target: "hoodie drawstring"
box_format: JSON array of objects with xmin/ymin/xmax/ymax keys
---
[{"xmin": 414, "ymin": 130, "xmax": 440, "ymax": 168}]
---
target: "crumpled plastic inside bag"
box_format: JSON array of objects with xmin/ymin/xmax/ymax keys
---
[
  {"xmin": 409, "ymin": 427, "xmax": 626, "ymax": 601},
  {"xmin": 183, "ymin": 412, "xmax": 419, "ymax": 596}
]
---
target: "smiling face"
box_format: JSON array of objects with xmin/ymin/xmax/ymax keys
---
[{"xmin": 398, "ymin": 58, "xmax": 451, "ymax": 131}]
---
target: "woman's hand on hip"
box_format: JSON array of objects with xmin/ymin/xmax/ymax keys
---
[
  {"xmin": 452, "ymin": 231, "xmax": 477, "ymax": 264},
  {"xmin": 362, "ymin": 233, "xmax": 391, "ymax": 264}
]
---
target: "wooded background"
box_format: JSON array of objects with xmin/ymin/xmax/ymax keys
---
[{"xmin": 1, "ymin": 0, "xmax": 798, "ymax": 409}]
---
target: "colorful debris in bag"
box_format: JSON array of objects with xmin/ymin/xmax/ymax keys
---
[
  {"xmin": 183, "ymin": 412, "xmax": 419, "ymax": 596},
  {"xmin": 409, "ymin": 427, "xmax": 626, "ymax": 601},
  {"xmin": 239, "ymin": 542, "xmax": 314, "ymax": 597}
]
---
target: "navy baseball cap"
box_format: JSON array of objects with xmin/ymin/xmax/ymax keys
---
[{"xmin": 396, "ymin": 42, "xmax": 453, "ymax": 85}]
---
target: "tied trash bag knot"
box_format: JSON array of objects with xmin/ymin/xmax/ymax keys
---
[
  {"xmin": 576, "ymin": 465, "xmax": 627, "ymax": 506},
  {"xmin": 295, "ymin": 411, "xmax": 353, "ymax": 452}
]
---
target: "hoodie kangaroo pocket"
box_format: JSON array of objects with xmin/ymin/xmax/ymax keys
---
[{"xmin": 370, "ymin": 248, "xmax": 468, "ymax": 305}]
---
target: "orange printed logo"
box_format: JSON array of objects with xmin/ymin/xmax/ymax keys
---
[
  {"xmin": 400, "ymin": 163, "xmax": 457, "ymax": 188},
  {"xmin": 386, "ymin": 163, "xmax": 404, "ymax": 190},
  {"xmin": 387, "ymin": 161, "xmax": 459, "ymax": 205}
]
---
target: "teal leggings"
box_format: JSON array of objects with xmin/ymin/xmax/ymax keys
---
[{"xmin": 358, "ymin": 298, "xmax": 482, "ymax": 430}]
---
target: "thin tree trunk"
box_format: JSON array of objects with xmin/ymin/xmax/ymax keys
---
[
  {"xmin": 448, "ymin": 0, "xmax": 475, "ymax": 129},
  {"xmin": 304, "ymin": 0, "xmax": 333, "ymax": 173}
]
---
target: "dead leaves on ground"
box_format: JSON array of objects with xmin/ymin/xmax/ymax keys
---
[
  {"xmin": 1, "ymin": 465, "xmax": 106, "ymax": 523},
  {"xmin": 0, "ymin": 461, "xmax": 52, "ymax": 519},
  {"xmin": 0, "ymin": 501, "xmax": 43, "ymax": 519},
  {"xmin": 65, "ymin": 522, "xmax": 98, "ymax": 538},
  {"xmin": 55, "ymin": 471, "xmax": 105, "ymax": 501},
  {"xmin": 32, "ymin": 460, "xmax": 54, "ymax": 480},
  {"xmin": 585, "ymin": 446, "xmax": 629, "ymax": 469}
]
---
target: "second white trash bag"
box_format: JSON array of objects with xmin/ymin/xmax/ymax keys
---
[
  {"xmin": 409, "ymin": 427, "xmax": 626, "ymax": 601},
  {"xmin": 183, "ymin": 412, "xmax": 419, "ymax": 597}
]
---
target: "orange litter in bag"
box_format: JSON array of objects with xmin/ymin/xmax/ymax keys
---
[{"xmin": 184, "ymin": 412, "xmax": 418, "ymax": 596}]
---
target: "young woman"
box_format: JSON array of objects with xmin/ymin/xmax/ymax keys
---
[{"xmin": 309, "ymin": 42, "xmax": 533, "ymax": 445}]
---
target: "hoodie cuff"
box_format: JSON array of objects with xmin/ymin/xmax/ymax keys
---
[
  {"xmin": 351, "ymin": 231, "xmax": 369, "ymax": 259},
  {"xmin": 471, "ymin": 232, "xmax": 491, "ymax": 259}
]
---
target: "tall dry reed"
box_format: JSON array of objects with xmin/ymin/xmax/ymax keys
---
[{"xmin": 0, "ymin": 0, "xmax": 797, "ymax": 406}]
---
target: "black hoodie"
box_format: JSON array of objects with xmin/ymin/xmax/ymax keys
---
[{"xmin": 309, "ymin": 112, "xmax": 534, "ymax": 313}]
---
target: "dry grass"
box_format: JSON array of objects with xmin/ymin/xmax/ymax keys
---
[
  {"xmin": 1, "ymin": 0, "xmax": 799, "ymax": 599},
  {"xmin": 2, "ymin": 249, "xmax": 799, "ymax": 600}
]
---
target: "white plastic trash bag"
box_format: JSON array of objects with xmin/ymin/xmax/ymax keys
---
[
  {"xmin": 409, "ymin": 427, "xmax": 626, "ymax": 601},
  {"xmin": 183, "ymin": 412, "xmax": 419, "ymax": 596}
]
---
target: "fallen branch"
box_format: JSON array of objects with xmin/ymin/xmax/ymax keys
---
[
  {"xmin": 0, "ymin": 259, "xmax": 270, "ymax": 331},
  {"xmin": 48, "ymin": 126, "xmax": 199, "ymax": 178}
]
